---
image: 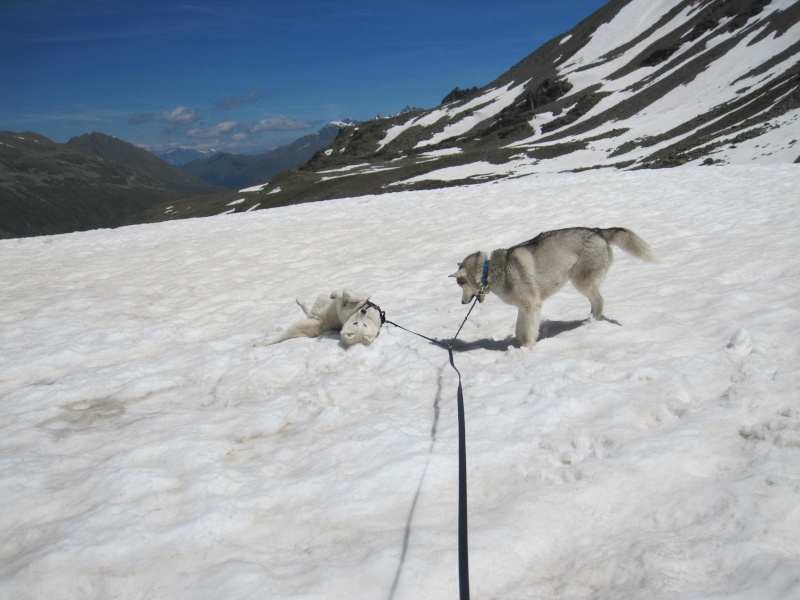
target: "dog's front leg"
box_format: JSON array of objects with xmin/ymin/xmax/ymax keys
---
[{"xmin": 515, "ymin": 305, "xmax": 541, "ymax": 348}]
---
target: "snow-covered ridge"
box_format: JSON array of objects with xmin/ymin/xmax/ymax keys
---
[
  {"xmin": 561, "ymin": 0, "xmax": 688, "ymax": 72},
  {"xmin": 378, "ymin": 81, "xmax": 529, "ymax": 150},
  {"xmin": 293, "ymin": 0, "xmax": 799, "ymax": 202},
  {"xmin": 530, "ymin": 0, "xmax": 800, "ymax": 160}
]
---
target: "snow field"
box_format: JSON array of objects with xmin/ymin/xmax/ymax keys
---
[{"xmin": 1, "ymin": 165, "xmax": 799, "ymax": 599}]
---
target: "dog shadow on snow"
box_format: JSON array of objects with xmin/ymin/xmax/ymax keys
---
[{"xmin": 444, "ymin": 317, "xmax": 620, "ymax": 352}]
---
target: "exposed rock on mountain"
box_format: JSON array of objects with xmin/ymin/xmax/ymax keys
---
[
  {"xmin": 0, "ymin": 132, "xmax": 222, "ymax": 239},
  {"xmin": 224, "ymin": 0, "xmax": 798, "ymax": 212},
  {"xmin": 441, "ymin": 86, "xmax": 481, "ymax": 104}
]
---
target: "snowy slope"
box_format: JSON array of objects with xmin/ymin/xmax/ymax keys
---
[
  {"xmin": 386, "ymin": 0, "xmax": 800, "ymax": 167},
  {"xmin": 250, "ymin": 0, "xmax": 799, "ymax": 215},
  {"xmin": 378, "ymin": 82, "xmax": 530, "ymax": 150},
  {"xmin": 2, "ymin": 164, "xmax": 799, "ymax": 599},
  {"xmin": 77, "ymin": 0, "xmax": 800, "ymax": 230},
  {"xmin": 516, "ymin": 0, "xmax": 800, "ymax": 168}
]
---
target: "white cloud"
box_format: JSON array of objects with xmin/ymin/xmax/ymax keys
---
[
  {"xmin": 160, "ymin": 106, "xmax": 200, "ymax": 125},
  {"xmin": 248, "ymin": 116, "xmax": 312, "ymax": 132},
  {"xmin": 185, "ymin": 121, "xmax": 240, "ymax": 138}
]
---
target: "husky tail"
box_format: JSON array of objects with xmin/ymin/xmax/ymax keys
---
[{"xmin": 600, "ymin": 227, "xmax": 659, "ymax": 263}]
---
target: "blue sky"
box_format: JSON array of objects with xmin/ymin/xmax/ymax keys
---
[{"xmin": 1, "ymin": 0, "xmax": 608, "ymax": 154}]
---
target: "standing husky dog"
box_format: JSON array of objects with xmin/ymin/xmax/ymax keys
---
[{"xmin": 450, "ymin": 227, "xmax": 657, "ymax": 348}]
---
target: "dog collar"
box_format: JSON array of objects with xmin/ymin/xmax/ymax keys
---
[
  {"xmin": 360, "ymin": 300, "xmax": 386, "ymax": 325},
  {"xmin": 481, "ymin": 259, "xmax": 490, "ymax": 287}
]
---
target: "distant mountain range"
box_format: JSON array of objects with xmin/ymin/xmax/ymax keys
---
[
  {"xmin": 2, "ymin": 0, "xmax": 798, "ymax": 238},
  {"xmin": 152, "ymin": 147, "xmax": 217, "ymax": 166},
  {"xmin": 0, "ymin": 122, "xmax": 351, "ymax": 239},
  {"xmin": 0, "ymin": 132, "xmax": 224, "ymax": 239},
  {"xmin": 173, "ymin": 121, "xmax": 351, "ymax": 189}
]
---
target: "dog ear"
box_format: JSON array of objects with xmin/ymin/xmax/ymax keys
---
[{"xmin": 449, "ymin": 268, "xmax": 466, "ymax": 279}]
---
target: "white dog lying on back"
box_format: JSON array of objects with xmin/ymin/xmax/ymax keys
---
[{"xmin": 257, "ymin": 290, "xmax": 382, "ymax": 346}]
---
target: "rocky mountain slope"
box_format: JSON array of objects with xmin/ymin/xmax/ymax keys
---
[
  {"xmin": 185, "ymin": 0, "xmax": 795, "ymax": 218},
  {"xmin": 0, "ymin": 132, "xmax": 223, "ymax": 239}
]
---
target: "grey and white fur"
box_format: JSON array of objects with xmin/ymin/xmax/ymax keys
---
[{"xmin": 450, "ymin": 227, "xmax": 658, "ymax": 348}]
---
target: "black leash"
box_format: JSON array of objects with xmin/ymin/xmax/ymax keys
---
[{"xmin": 362, "ymin": 298, "xmax": 478, "ymax": 600}]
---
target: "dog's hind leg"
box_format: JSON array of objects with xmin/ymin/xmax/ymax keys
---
[
  {"xmin": 296, "ymin": 298, "xmax": 313, "ymax": 318},
  {"xmin": 255, "ymin": 318, "xmax": 328, "ymax": 346},
  {"xmin": 584, "ymin": 283, "xmax": 605, "ymax": 318},
  {"xmin": 571, "ymin": 277, "xmax": 622, "ymax": 324},
  {"xmin": 571, "ymin": 270, "xmax": 606, "ymax": 318}
]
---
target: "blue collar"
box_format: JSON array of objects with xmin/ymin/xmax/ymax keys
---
[{"xmin": 481, "ymin": 259, "xmax": 490, "ymax": 287}]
